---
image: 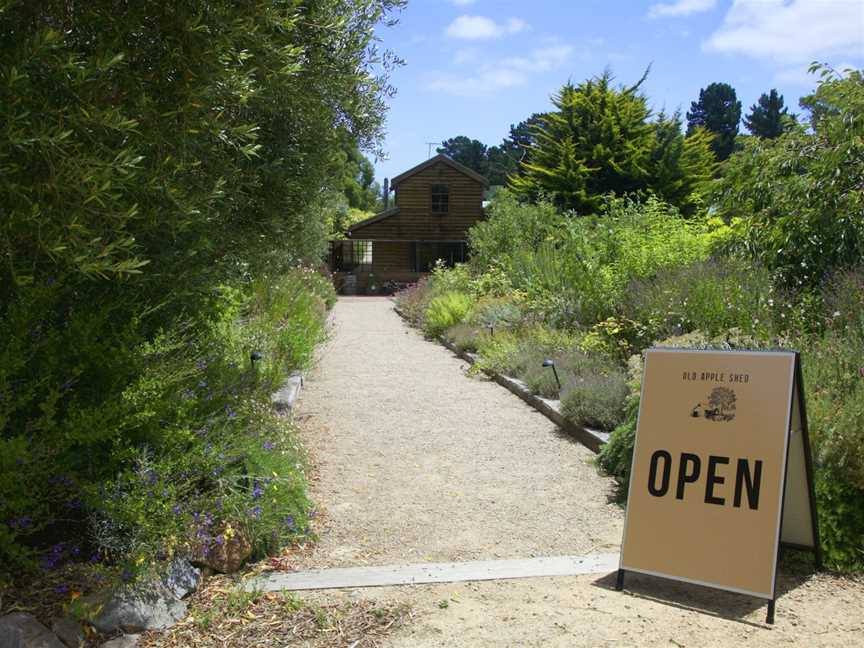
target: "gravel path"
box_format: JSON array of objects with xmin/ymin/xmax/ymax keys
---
[
  {"xmin": 289, "ymin": 297, "xmax": 864, "ymax": 646},
  {"xmin": 296, "ymin": 297, "xmax": 623, "ymax": 568}
]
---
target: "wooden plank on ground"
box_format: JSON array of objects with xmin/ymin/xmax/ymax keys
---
[{"xmin": 242, "ymin": 553, "xmax": 619, "ymax": 592}]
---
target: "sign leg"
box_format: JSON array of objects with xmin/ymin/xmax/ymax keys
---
[
  {"xmin": 766, "ymin": 599, "xmax": 775, "ymax": 625},
  {"xmin": 615, "ymin": 569, "xmax": 625, "ymax": 591}
]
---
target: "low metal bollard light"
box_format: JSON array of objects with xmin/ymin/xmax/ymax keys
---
[{"xmin": 542, "ymin": 359, "xmax": 561, "ymax": 390}]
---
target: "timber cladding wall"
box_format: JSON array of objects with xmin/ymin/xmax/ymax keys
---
[
  {"xmin": 372, "ymin": 242, "xmax": 412, "ymax": 274},
  {"xmin": 350, "ymin": 161, "xmax": 485, "ymax": 240}
]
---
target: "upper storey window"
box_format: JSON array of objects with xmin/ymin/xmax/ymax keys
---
[{"xmin": 431, "ymin": 184, "xmax": 449, "ymax": 214}]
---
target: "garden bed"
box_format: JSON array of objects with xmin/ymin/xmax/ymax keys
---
[{"xmin": 431, "ymin": 327, "xmax": 609, "ymax": 453}]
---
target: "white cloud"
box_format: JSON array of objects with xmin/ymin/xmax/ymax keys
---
[
  {"xmin": 500, "ymin": 45, "xmax": 575, "ymax": 73},
  {"xmin": 704, "ymin": 0, "xmax": 864, "ymax": 64},
  {"xmin": 775, "ymin": 60, "xmax": 858, "ymax": 87},
  {"xmin": 445, "ymin": 15, "xmax": 529, "ymax": 40},
  {"xmin": 773, "ymin": 65, "xmax": 819, "ymax": 87},
  {"xmin": 649, "ymin": 0, "xmax": 716, "ymax": 18},
  {"xmin": 452, "ymin": 48, "xmax": 481, "ymax": 65},
  {"xmin": 427, "ymin": 68, "xmax": 525, "ymax": 97},
  {"xmin": 427, "ymin": 45, "xmax": 573, "ymax": 96}
]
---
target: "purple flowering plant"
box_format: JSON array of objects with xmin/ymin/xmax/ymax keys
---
[{"xmin": 1, "ymin": 271, "xmax": 330, "ymax": 582}]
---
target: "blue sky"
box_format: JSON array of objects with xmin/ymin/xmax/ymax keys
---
[{"xmin": 371, "ymin": 0, "xmax": 864, "ymax": 182}]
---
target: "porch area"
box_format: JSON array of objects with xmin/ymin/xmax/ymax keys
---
[{"xmin": 328, "ymin": 240, "xmax": 467, "ymax": 294}]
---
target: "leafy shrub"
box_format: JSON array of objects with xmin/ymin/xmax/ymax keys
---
[
  {"xmin": 424, "ymin": 292, "xmax": 473, "ymax": 337},
  {"xmin": 473, "ymin": 326, "xmax": 581, "ymax": 381},
  {"xmin": 561, "ymin": 370, "xmax": 629, "ymax": 430},
  {"xmin": 800, "ymin": 269, "xmax": 864, "ymax": 570},
  {"xmin": 814, "ymin": 477, "xmax": 864, "ymax": 571},
  {"xmin": 394, "ymin": 278, "xmax": 433, "ymax": 327},
  {"xmin": 0, "ymin": 0, "xmax": 400, "ymax": 583},
  {"xmin": 470, "ymin": 331, "xmax": 521, "ymax": 376},
  {"xmin": 623, "ymin": 258, "xmax": 777, "ymax": 342},
  {"xmin": 469, "ymin": 193, "xmax": 728, "ymax": 329},
  {"xmin": 579, "ymin": 317, "xmax": 657, "ymax": 362},
  {"xmin": 468, "ymin": 191, "xmax": 566, "ymax": 274},
  {"xmin": 0, "ymin": 270, "xmax": 333, "ymax": 579},
  {"xmin": 470, "ymin": 265, "xmax": 516, "ymax": 298},
  {"xmin": 521, "ymin": 347, "xmax": 615, "ymax": 399},
  {"xmin": 521, "ymin": 360, "xmax": 566, "ymax": 399},
  {"xmin": 446, "ymin": 323, "xmax": 487, "ymax": 353},
  {"xmin": 468, "ymin": 297, "xmax": 523, "ymax": 331},
  {"xmin": 596, "ymin": 399, "xmax": 640, "ymax": 501},
  {"xmin": 429, "ymin": 262, "xmax": 474, "ymax": 296},
  {"xmin": 715, "ymin": 66, "xmax": 864, "ymax": 288},
  {"xmin": 782, "ymin": 270, "xmax": 864, "ymax": 498},
  {"xmin": 806, "ymin": 330, "xmax": 864, "ymax": 491},
  {"xmin": 594, "ymin": 329, "xmax": 773, "ymax": 487}
]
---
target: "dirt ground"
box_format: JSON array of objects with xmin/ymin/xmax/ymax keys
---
[{"xmin": 291, "ymin": 297, "xmax": 864, "ymax": 647}]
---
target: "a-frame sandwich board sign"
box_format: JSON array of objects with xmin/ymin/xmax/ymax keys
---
[{"xmin": 616, "ymin": 349, "xmax": 821, "ymax": 624}]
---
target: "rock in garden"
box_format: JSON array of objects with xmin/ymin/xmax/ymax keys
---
[
  {"xmin": 50, "ymin": 617, "xmax": 84, "ymax": 648},
  {"xmin": 161, "ymin": 557, "xmax": 201, "ymax": 599},
  {"xmin": 99, "ymin": 635, "xmax": 140, "ymax": 648},
  {"xmin": 0, "ymin": 625, "xmax": 19, "ymax": 648},
  {"xmin": 190, "ymin": 524, "xmax": 252, "ymax": 573},
  {"xmin": 85, "ymin": 584, "xmax": 186, "ymax": 635},
  {"xmin": 271, "ymin": 372, "xmax": 303, "ymax": 412},
  {"xmin": 0, "ymin": 613, "xmax": 66, "ymax": 648}
]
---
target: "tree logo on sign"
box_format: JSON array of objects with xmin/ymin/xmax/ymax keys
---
[{"xmin": 690, "ymin": 387, "xmax": 737, "ymax": 422}]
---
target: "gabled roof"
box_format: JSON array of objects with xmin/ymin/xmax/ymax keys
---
[
  {"xmin": 390, "ymin": 154, "xmax": 489, "ymax": 188},
  {"xmin": 347, "ymin": 206, "xmax": 400, "ymax": 237}
]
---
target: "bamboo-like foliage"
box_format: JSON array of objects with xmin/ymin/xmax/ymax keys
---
[
  {"xmin": 1, "ymin": 1, "xmax": 402, "ymax": 293},
  {"xmin": 0, "ymin": 0, "xmax": 403, "ymax": 573}
]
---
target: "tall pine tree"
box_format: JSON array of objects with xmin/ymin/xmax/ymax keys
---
[
  {"xmin": 511, "ymin": 71, "xmax": 715, "ymax": 215},
  {"xmin": 486, "ymin": 114, "xmax": 548, "ymax": 184},
  {"xmin": 744, "ymin": 89, "xmax": 789, "ymax": 138},
  {"xmin": 650, "ymin": 110, "xmax": 717, "ymax": 215},
  {"xmin": 511, "ymin": 71, "xmax": 654, "ymax": 213},
  {"xmin": 687, "ymin": 82, "xmax": 742, "ymax": 160},
  {"xmin": 437, "ymin": 136, "xmax": 489, "ymax": 177}
]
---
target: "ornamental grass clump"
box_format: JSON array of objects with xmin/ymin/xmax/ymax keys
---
[{"xmin": 424, "ymin": 292, "xmax": 473, "ymax": 337}]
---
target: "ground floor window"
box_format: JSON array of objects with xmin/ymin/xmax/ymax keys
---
[
  {"xmin": 331, "ymin": 240, "xmax": 372, "ymax": 272},
  {"xmin": 410, "ymin": 241, "xmax": 467, "ymax": 273}
]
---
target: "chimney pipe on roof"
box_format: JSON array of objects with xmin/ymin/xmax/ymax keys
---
[{"xmin": 383, "ymin": 177, "xmax": 389, "ymax": 209}]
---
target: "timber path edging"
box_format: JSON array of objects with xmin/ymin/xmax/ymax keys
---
[
  {"xmin": 393, "ymin": 305, "xmax": 609, "ymax": 453},
  {"xmin": 242, "ymin": 553, "xmax": 620, "ymax": 592}
]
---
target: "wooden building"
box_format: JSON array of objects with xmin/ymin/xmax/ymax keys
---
[{"xmin": 330, "ymin": 154, "xmax": 488, "ymax": 293}]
